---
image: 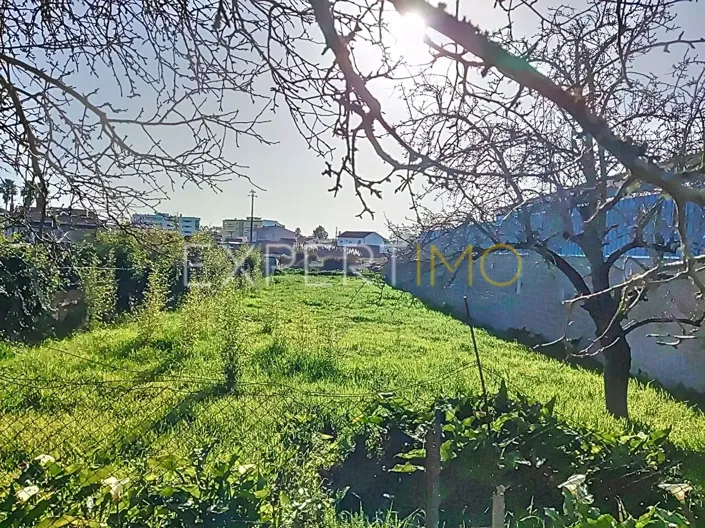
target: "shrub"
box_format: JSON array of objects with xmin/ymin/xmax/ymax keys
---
[
  {"xmin": 0, "ymin": 228, "xmax": 248, "ymax": 342},
  {"xmin": 78, "ymin": 251, "xmax": 117, "ymax": 328},
  {"xmin": 176, "ymin": 287, "xmax": 217, "ymax": 353},
  {"xmin": 184, "ymin": 232, "xmax": 235, "ymax": 287},
  {"xmin": 515, "ymin": 484, "xmax": 690, "ymax": 527},
  {"xmin": 0, "ymin": 239, "xmax": 63, "ymax": 341},
  {"xmin": 87, "ymin": 228, "xmax": 186, "ymax": 312},
  {"xmin": 231, "ymin": 245, "xmax": 262, "ymax": 286},
  {"xmin": 331, "ymin": 386, "xmax": 697, "ymax": 525},
  {"xmin": 215, "ymin": 284, "xmax": 248, "ymax": 392},
  {"xmin": 0, "ymin": 451, "xmax": 274, "ymax": 528},
  {"xmin": 136, "ymin": 262, "xmax": 169, "ymax": 342}
]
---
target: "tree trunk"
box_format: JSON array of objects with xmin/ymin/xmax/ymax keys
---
[
  {"xmin": 602, "ymin": 335, "xmax": 631, "ymax": 419},
  {"xmin": 584, "ymin": 260, "xmax": 632, "ymax": 420}
]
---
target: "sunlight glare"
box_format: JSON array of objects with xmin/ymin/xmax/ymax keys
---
[{"xmin": 388, "ymin": 11, "xmax": 429, "ymax": 62}]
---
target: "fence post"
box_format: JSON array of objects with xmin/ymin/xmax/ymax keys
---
[
  {"xmin": 491, "ymin": 485, "xmax": 506, "ymax": 528},
  {"xmin": 426, "ymin": 408, "xmax": 442, "ymax": 528}
]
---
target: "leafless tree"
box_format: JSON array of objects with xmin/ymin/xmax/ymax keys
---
[
  {"xmin": 307, "ymin": 0, "xmax": 705, "ymax": 417},
  {"xmin": 0, "ymin": 0, "xmax": 395, "ymax": 237},
  {"xmin": 4, "ymin": 0, "xmax": 705, "ymax": 417}
]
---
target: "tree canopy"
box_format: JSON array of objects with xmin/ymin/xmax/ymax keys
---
[{"xmin": 313, "ymin": 225, "xmax": 329, "ymax": 239}]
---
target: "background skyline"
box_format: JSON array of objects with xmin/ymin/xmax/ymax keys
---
[{"xmin": 160, "ymin": 122, "xmax": 412, "ymax": 236}]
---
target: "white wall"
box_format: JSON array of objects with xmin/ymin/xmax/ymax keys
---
[
  {"xmin": 363, "ymin": 233, "xmax": 386, "ymax": 248},
  {"xmin": 388, "ymin": 253, "xmax": 705, "ymax": 393}
]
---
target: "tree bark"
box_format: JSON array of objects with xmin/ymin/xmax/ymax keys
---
[
  {"xmin": 585, "ymin": 265, "xmax": 632, "ymax": 420},
  {"xmin": 601, "ymin": 335, "xmax": 632, "ymax": 419}
]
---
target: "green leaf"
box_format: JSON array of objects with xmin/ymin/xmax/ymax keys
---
[
  {"xmin": 77, "ymin": 466, "xmax": 114, "ymax": 486},
  {"xmin": 149, "ymin": 454, "xmax": 186, "ymax": 472},
  {"xmin": 254, "ymin": 489, "xmax": 270, "ymax": 499},
  {"xmin": 182, "ymin": 484, "xmax": 201, "ymax": 498},
  {"xmin": 259, "ymin": 502, "xmax": 274, "ymax": 522},
  {"xmin": 238, "ymin": 463, "xmax": 256, "ymax": 474},
  {"xmin": 440, "ymin": 441, "xmax": 455, "ymax": 462},
  {"xmin": 390, "ymin": 463, "xmax": 424, "ymax": 473},
  {"xmin": 396, "ymin": 449, "xmax": 425, "ymax": 460},
  {"xmin": 36, "ymin": 516, "xmax": 96, "ymax": 528},
  {"xmin": 159, "ymin": 485, "xmax": 176, "ymax": 498},
  {"xmin": 649, "ymin": 428, "xmax": 671, "ymax": 445}
]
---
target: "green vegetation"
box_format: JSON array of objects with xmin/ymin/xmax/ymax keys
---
[
  {"xmin": 3, "ymin": 274, "xmax": 705, "ymax": 451},
  {"xmin": 0, "ymin": 229, "xmax": 187, "ymax": 342},
  {"xmin": 1, "ymin": 389, "xmax": 696, "ymax": 528},
  {"xmin": 0, "ymin": 228, "xmax": 247, "ymax": 342},
  {"xmin": 335, "ymin": 390, "xmax": 697, "ymax": 526},
  {"xmin": 2, "ymin": 274, "xmax": 705, "ymax": 526}
]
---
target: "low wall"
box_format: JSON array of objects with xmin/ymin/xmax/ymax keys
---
[{"xmin": 387, "ymin": 253, "xmax": 705, "ymax": 393}]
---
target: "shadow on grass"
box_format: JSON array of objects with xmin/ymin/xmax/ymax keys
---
[
  {"xmin": 415, "ymin": 294, "xmax": 705, "ymax": 412},
  {"xmin": 255, "ymin": 341, "xmax": 345, "ymax": 382},
  {"xmin": 96, "ymin": 333, "xmax": 197, "ymax": 383},
  {"xmin": 105, "ymin": 380, "xmax": 240, "ymax": 461}
]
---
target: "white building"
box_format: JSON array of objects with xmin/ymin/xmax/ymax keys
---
[
  {"xmin": 131, "ymin": 213, "xmax": 200, "ymax": 237},
  {"xmin": 177, "ymin": 216, "xmax": 200, "ymax": 236},
  {"xmin": 336, "ymin": 231, "xmax": 387, "ymax": 251}
]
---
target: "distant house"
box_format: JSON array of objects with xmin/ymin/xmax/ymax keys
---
[
  {"xmin": 132, "ymin": 213, "xmax": 200, "ymax": 237},
  {"xmin": 221, "ymin": 217, "xmax": 283, "ymax": 241},
  {"xmin": 5, "ymin": 207, "xmax": 101, "ymax": 242},
  {"xmin": 336, "ymin": 231, "xmax": 387, "ymax": 252},
  {"xmin": 253, "ymin": 225, "xmax": 297, "ymax": 244},
  {"xmin": 222, "ymin": 217, "xmax": 262, "ymax": 240}
]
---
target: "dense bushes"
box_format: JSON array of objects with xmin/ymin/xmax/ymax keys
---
[
  {"xmin": 0, "ymin": 239, "xmax": 65, "ymax": 341},
  {"xmin": 328, "ymin": 387, "xmax": 700, "ymax": 526},
  {"xmin": 0, "ymin": 229, "xmax": 261, "ymax": 342},
  {"xmin": 80, "ymin": 228, "xmax": 187, "ymax": 314}
]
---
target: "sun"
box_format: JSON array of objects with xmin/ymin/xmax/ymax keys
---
[{"xmin": 388, "ymin": 11, "xmax": 429, "ymax": 62}]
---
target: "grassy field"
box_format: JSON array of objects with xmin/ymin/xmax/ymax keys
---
[{"xmin": 2, "ymin": 273, "xmax": 705, "ymax": 477}]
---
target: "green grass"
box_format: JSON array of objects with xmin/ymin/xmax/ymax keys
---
[{"xmin": 2, "ymin": 274, "xmax": 705, "ymax": 480}]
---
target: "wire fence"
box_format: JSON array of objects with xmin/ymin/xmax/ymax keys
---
[
  {"xmin": 0, "ymin": 342, "xmax": 499, "ymax": 521},
  {"xmin": 0, "ymin": 375, "xmax": 355, "ymax": 471},
  {"xmin": 0, "ymin": 333, "xmax": 693, "ymax": 527}
]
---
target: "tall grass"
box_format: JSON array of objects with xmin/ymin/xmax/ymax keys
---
[{"xmin": 2, "ymin": 274, "xmax": 705, "ymax": 480}]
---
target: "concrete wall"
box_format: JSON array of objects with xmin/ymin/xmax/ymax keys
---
[{"xmin": 387, "ymin": 253, "xmax": 705, "ymax": 392}]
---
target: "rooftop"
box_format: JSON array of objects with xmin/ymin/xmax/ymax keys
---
[{"xmin": 337, "ymin": 230, "xmax": 379, "ymax": 238}]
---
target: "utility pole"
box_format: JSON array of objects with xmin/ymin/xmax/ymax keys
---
[{"xmin": 248, "ymin": 190, "xmax": 256, "ymax": 243}]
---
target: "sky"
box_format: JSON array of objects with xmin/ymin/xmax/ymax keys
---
[
  {"xmin": 5, "ymin": 0, "xmax": 703, "ymax": 239},
  {"xmin": 162, "ymin": 115, "xmax": 413, "ymax": 237},
  {"xmin": 160, "ymin": 0, "xmax": 704, "ymax": 237},
  {"xmin": 161, "ymin": 11, "xmax": 432, "ymax": 238}
]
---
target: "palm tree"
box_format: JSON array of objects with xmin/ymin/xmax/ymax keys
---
[
  {"xmin": 1, "ymin": 179, "xmax": 17, "ymax": 212},
  {"xmin": 20, "ymin": 184, "xmax": 34, "ymax": 209}
]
